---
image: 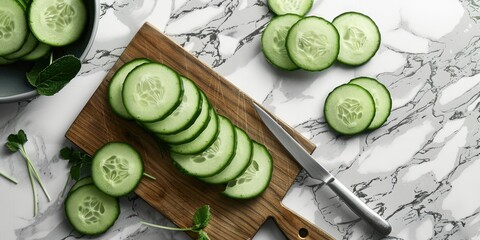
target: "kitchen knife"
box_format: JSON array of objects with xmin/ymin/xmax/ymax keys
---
[{"xmin": 253, "ymin": 103, "xmax": 392, "ymax": 236}]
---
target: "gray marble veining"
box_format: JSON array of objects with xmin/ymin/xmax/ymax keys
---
[{"xmin": 1, "ymin": 0, "xmax": 480, "ymax": 239}]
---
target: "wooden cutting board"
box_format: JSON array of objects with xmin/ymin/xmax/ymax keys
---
[{"xmin": 66, "ymin": 23, "xmax": 332, "ymax": 240}]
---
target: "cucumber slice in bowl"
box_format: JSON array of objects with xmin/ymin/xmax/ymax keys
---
[
  {"xmin": 201, "ymin": 127, "xmax": 253, "ymax": 184},
  {"xmin": 122, "ymin": 62, "xmax": 184, "ymax": 122},
  {"xmin": 222, "ymin": 142, "xmax": 273, "ymax": 199},
  {"xmin": 332, "ymin": 12, "xmax": 381, "ymax": 66},
  {"xmin": 29, "ymin": 0, "xmax": 87, "ymax": 46},
  {"xmin": 171, "ymin": 115, "xmax": 236, "ymax": 178},
  {"xmin": 91, "ymin": 142, "xmax": 144, "ymax": 197},
  {"xmin": 286, "ymin": 16, "xmax": 340, "ymax": 71},
  {"xmin": 20, "ymin": 42, "xmax": 52, "ymax": 61},
  {"xmin": 267, "ymin": 0, "xmax": 313, "ymax": 16},
  {"xmin": 65, "ymin": 184, "xmax": 120, "ymax": 235},
  {"xmin": 143, "ymin": 76, "xmax": 203, "ymax": 134},
  {"xmin": 3, "ymin": 33, "xmax": 39, "ymax": 60},
  {"xmin": 262, "ymin": 14, "xmax": 301, "ymax": 71},
  {"xmin": 108, "ymin": 58, "xmax": 151, "ymax": 120},
  {"xmin": 324, "ymin": 84, "xmax": 375, "ymax": 135},
  {"xmin": 0, "ymin": 0, "xmax": 28, "ymax": 56},
  {"xmin": 168, "ymin": 107, "xmax": 219, "ymax": 155},
  {"xmin": 349, "ymin": 77, "xmax": 391, "ymax": 130}
]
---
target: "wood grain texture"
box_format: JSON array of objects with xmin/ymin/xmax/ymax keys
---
[{"xmin": 66, "ymin": 23, "xmax": 333, "ymax": 240}]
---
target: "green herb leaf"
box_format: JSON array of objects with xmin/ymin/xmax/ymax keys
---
[
  {"xmin": 197, "ymin": 230, "xmax": 210, "ymax": 240},
  {"xmin": 59, "ymin": 147, "xmax": 72, "ymax": 160},
  {"xmin": 5, "ymin": 142, "xmax": 19, "ymax": 152},
  {"xmin": 27, "ymin": 56, "xmax": 51, "ymax": 87},
  {"xmin": 192, "ymin": 205, "xmax": 211, "ymax": 231},
  {"xmin": 36, "ymin": 55, "xmax": 82, "ymax": 96}
]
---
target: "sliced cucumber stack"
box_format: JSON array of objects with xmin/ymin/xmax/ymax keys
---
[
  {"xmin": 108, "ymin": 58, "xmax": 274, "ymax": 199},
  {"xmin": 286, "ymin": 16, "xmax": 340, "ymax": 71},
  {"xmin": 261, "ymin": 14, "xmax": 301, "ymax": 71},
  {"xmin": 333, "ymin": 12, "xmax": 381, "ymax": 66},
  {"xmin": 123, "ymin": 63, "xmax": 184, "ymax": 122},
  {"xmin": 108, "ymin": 58, "xmax": 151, "ymax": 120},
  {"xmin": 201, "ymin": 127, "xmax": 253, "ymax": 184},
  {"xmin": 69, "ymin": 177, "xmax": 93, "ymax": 193},
  {"xmin": 156, "ymin": 93, "xmax": 211, "ymax": 145},
  {"xmin": 324, "ymin": 77, "xmax": 392, "ymax": 135},
  {"xmin": 143, "ymin": 76, "xmax": 203, "ymax": 134},
  {"xmin": 171, "ymin": 115, "xmax": 236, "ymax": 177},
  {"xmin": 267, "ymin": 0, "xmax": 313, "ymax": 16},
  {"xmin": 65, "ymin": 184, "xmax": 120, "ymax": 235},
  {"xmin": 223, "ymin": 142, "xmax": 273, "ymax": 199}
]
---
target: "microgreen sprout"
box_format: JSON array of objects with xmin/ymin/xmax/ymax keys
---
[
  {"xmin": 5, "ymin": 129, "xmax": 51, "ymax": 216},
  {"xmin": 141, "ymin": 205, "xmax": 211, "ymax": 240}
]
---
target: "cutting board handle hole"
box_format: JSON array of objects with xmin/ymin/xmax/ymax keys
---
[{"xmin": 298, "ymin": 228, "xmax": 309, "ymax": 238}]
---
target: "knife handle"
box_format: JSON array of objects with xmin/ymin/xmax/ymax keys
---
[{"xmin": 327, "ymin": 178, "xmax": 392, "ymax": 235}]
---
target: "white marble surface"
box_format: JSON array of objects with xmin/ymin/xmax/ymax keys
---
[{"xmin": 1, "ymin": 0, "xmax": 480, "ymax": 239}]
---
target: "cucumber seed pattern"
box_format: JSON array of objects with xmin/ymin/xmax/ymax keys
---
[
  {"xmin": 135, "ymin": 76, "xmax": 165, "ymax": 107},
  {"xmin": 102, "ymin": 156, "xmax": 130, "ymax": 184},
  {"xmin": 191, "ymin": 139, "xmax": 221, "ymax": 163},
  {"xmin": 78, "ymin": 196, "xmax": 105, "ymax": 224},
  {"xmin": 44, "ymin": 0, "xmax": 76, "ymax": 32},
  {"xmin": 226, "ymin": 160, "xmax": 259, "ymax": 187},
  {"xmin": 280, "ymin": 0, "xmax": 302, "ymax": 12},
  {"xmin": 273, "ymin": 26, "xmax": 290, "ymax": 55},
  {"xmin": 0, "ymin": 11, "xmax": 14, "ymax": 40},
  {"xmin": 337, "ymin": 98, "xmax": 363, "ymax": 127},
  {"xmin": 343, "ymin": 26, "xmax": 367, "ymax": 51},
  {"xmin": 298, "ymin": 31, "xmax": 329, "ymax": 61},
  {"xmin": 171, "ymin": 95, "xmax": 187, "ymax": 117}
]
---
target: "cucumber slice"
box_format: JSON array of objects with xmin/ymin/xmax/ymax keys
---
[
  {"xmin": 69, "ymin": 177, "xmax": 93, "ymax": 193},
  {"xmin": 20, "ymin": 42, "xmax": 51, "ymax": 61},
  {"xmin": 324, "ymin": 84, "xmax": 375, "ymax": 135},
  {"xmin": 0, "ymin": 56, "xmax": 16, "ymax": 65},
  {"xmin": 171, "ymin": 115, "xmax": 236, "ymax": 178},
  {"xmin": 29, "ymin": 0, "xmax": 87, "ymax": 46},
  {"xmin": 169, "ymin": 107, "xmax": 219, "ymax": 155},
  {"xmin": 286, "ymin": 16, "xmax": 340, "ymax": 71},
  {"xmin": 222, "ymin": 142, "xmax": 273, "ymax": 199},
  {"xmin": 156, "ymin": 93, "xmax": 211, "ymax": 145},
  {"xmin": 65, "ymin": 184, "xmax": 120, "ymax": 235},
  {"xmin": 0, "ymin": 0, "xmax": 28, "ymax": 56},
  {"xmin": 123, "ymin": 63, "xmax": 184, "ymax": 122},
  {"xmin": 4, "ymin": 33, "xmax": 39, "ymax": 60},
  {"xmin": 349, "ymin": 77, "xmax": 391, "ymax": 130},
  {"xmin": 108, "ymin": 58, "xmax": 151, "ymax": 120},
  {"xmin": 261, "ymin": 14, "xmax": 301, "ymax": 71},
  {"xmin": 143, "ymin": 76, "xmax": 203, "ymax": 134},
  {"xmin": 332, "ymin": 12, "xmax": 381, "ymax": 66},
  {"xmin": 201, "ymin": 127, "xmax": 253, "ymax": 184},
  {"xmin": 267, "ymin": 0, "xmax": 313, "ymax": 16},
  {"xmin": 91, "ymin": 142, "xmax": 144, "ymax": 197}
]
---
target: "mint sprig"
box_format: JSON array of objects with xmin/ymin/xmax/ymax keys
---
[
  {"xmin": 27, "ymin": 55, "xmax": 82, "ymax": 96},
  {"xmin": 59, "ymin": 147, "xmax": 93, "ymax": 195},
  {"xmin": 142, "ymin": 205, "xmax": 211, "ymax": 240},
  {"xmin": 5, "ymin": 129, "xmax": 51, "ymax": 216}
]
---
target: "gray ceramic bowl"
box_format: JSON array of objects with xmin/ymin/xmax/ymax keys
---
[{"xmin": 0, "ymin": 0, "xmax": 100, "ymax": 103}]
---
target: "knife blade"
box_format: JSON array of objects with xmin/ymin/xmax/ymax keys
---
[{"xmin": 253, "ymin": 103, "xmax": 392, "ymax": 236}]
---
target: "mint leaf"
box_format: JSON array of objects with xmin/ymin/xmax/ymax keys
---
[
  {"xmin": 5, "ymin": 142, "xmax": 19, "ymax": 152},
  {"xmin": 197, "ymin": 230, "xmax": 210, "ymax": 240},
  {"xmin": 5, "ymin": 130, "xmax": 28, "ymax": 152},
  {"xmin": 59, "ymin": 147, "xmax": 72, "ymax": 160},
  {"xmin": 59, "ymin": 147, "xmax": 92, "ymax": 181},
  {"xmin": 36, "ymin": 55, "xmax": 81, "ymax": 96},
  {"xmin": 192, "ymin": 205, "xmax": 211, "ymax": 230},
  {"xmin": 27, "ymin": 56, "xmax": 51, "ymax": 87}
]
